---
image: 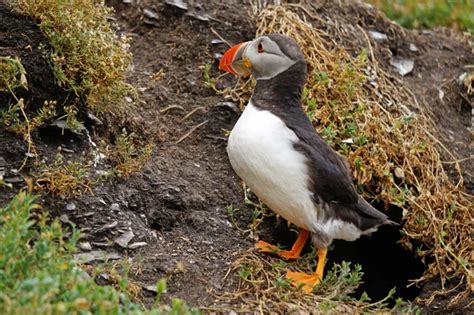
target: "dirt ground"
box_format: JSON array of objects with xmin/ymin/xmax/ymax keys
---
[{"xmin": 0, "ymin": 0, "xmax": 472, "ymax": 312}]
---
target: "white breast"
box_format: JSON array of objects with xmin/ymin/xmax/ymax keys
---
[
  {"xmin": 227, "ymin": 102, "xmax": 363, "ymax": 243},
  {"xmin": 227, "ymin": 102, "xmax": 318, "ymax": 231}
]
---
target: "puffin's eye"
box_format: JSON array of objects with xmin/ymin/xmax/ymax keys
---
[{"xmin": 257, "ymin": 42, "xmax": 264, "ymax": 53}]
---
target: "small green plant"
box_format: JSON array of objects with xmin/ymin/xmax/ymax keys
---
[
  {"xmin": 108, "ymin": 128, "xmax": 154, "ymax": 178},
  {"xmin": 201, "ymin": 63, "xmax": 224, "ymax": 94},
  {"xmin": 237, "ymin": 264, "xmax": 254, "ymax": 281},
  {"xmin": 0, "ymin": 56, "xmax": 27, "ymax": 92},
  {"xmin": 35, "ymin": 153, "xmax": 92, "ymax": 197}
]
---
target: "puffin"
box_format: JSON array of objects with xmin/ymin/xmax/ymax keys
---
[{"xmin": 219, "ymin": 34, "xmax": 396, "ymax": 293}]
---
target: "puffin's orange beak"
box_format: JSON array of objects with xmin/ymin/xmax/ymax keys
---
[{"xmin": 219, "ymin": 41, "xmax": 251, "ymax": 76}]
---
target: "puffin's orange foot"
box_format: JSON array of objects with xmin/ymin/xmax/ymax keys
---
[
  {"xmin": 286, "ymin": 271, "xmax": 322, "ymax": 293},
  {"xmin": 255, "ymin": 240, "xmax": 300, "ymax": 260}
]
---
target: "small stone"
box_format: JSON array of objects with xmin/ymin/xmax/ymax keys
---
[
  {"xmin": 91, "ymin": 241, "xmax": 111, "ymax": 247},
  {"xmin": 409, "ymin": 43, "xmax": 419, "ymax": 52},
  {"xmin": 143, "ymin": 285, "xmax": 158, "ymax": 293},
  {"xmin": 124, "ymin": 96, "xmax": 133, "ymax": 103},
  {"xmin": 128, "ymin": 242, "xmax": 148, "ymax": 249},
  {"xmin": 110, "ymin": 203, "xmax": 120, "ymax": 211},
  {"xmin": 59, "ymin": 214, "xmax": 70, "ymax": 224},
  {"xmin": 211, "ymin": 38, "xmax": 224, "ymax": 45},
  {"xmin": 96, "ymin": 221, "xmax": 118, "ymax": 233},
  {"xmin": 368, "ymin": 30, "xmax": 387, "ymax": 42},
  {"xmin": 66, "ymin": 203, "xmax": 76, "ymax": 211},
  {"xmin": 165, "ymin": 0, "xmax": 188, "ymax": 10},
  {"xmin": 394, "ymin": 167, "xmax": 405, "ymax": 178},
  {"xmin": 115, "ymin": 230, "xmax": 135, "ymax": 248},
  {"xmin": 143, "ymin": 8, "xmax": 159, "ymax": 20},
  {"xmin": 95, "ymin": 170, "xmax": 109, "ymax": 176},
  {"xmin": 390, "ymin": 57, "xmax": 414, "ymax": 76},
  {"xmin": 73, "ymin": 250, "xmax": 121, "ymax": 263},
  {"xmin": 78, "ymin": 241, "xmax": 92, "ymax": 251},
  {"xmin": 4, "ymin": 177, "xmax": 23, "ymax": 183}
]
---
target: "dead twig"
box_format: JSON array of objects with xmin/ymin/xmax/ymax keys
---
[{"xmin": 175, "ymin": 120, "xmax": 208, "ymax": 144}]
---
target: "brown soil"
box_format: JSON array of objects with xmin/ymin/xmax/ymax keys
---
[{"xmin": 0, "ymin": 0, "xmax": 472, "ymax": 312}]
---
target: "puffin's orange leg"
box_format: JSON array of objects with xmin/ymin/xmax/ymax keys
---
[
  {"xmin": 255, "ymin": 229, "xmax": 309, "ymax": 260},
  {"xmin": 286, "ymin": 247, "xmax": 327, "ymax": 293}
]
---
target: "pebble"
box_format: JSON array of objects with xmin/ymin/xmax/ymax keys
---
[
  {"xmin": 110, "ymin": 203, "xmax": 120, "ymax": 211},
  {"xmin": 128, "ymin": 242, "xmax": 148, "ymax": 249},
  {"xmin": 78, "ymin": 241, "xmax": 92, "ymax": 251},
  {"xmin": 95, "ymin": 221, "xmax": 118, "ymax": 233},
  {"xmin": 66, "ymin": 203, "xmax": 76, "ymax": 211},
  {"xmin": 73, "ymin": 250, "xmax": 121, "ymax": 263},
  {"xmin": 115, "ymin": 230, "xmax": 135, "ymax": 248},
  {"xmin": 59, "ymin": 214, "xmax": 70, "ymax": 224}
]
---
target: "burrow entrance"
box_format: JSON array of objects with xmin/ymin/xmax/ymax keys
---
[{"xmin": 266, "ymin": 205, "xmax": 426, "ymax": 304}]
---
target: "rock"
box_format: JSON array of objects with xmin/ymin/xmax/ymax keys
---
[
  {"xmin": 368, "ymin": 30, "xmax": 387, "ymax": 42},
  {"xmin": 73, "ymin": 250, "xmax": 121, "ymax": 263},
  {"xmin": 143, "ymin": 8, "xmax": 159, "ymax": 20},
  {"xmin": 143, "ymin": 284, "xmax": 158, "ymax": 293},
  {"xmin": 390, "ymin": 57, "xmax": 414, "ymax": 76},
  {"xmin": 95, "ymin": 221, "xmax": 118, "ymax": 233},
  {"xmin": 78, "ymin": 241, "xmax": 92, "ymax": 251},
  {"xmin": 115, "ymin": 230, "xmax": 135, "ymax": 248},
  {"xmin": 409, "ymin": 43, "xmax": 419, "ymax": 52},
  {"xmin": 211, "ymin": 38, "xmax": 224, "ymax": 45},
  {"xmin": 66, "ymin": 203, "xmax": 76, "ymax": 211},
  {"xmin": 59, "ymin": 214, "xmax": 70, "ymax": 224},
  {"xmin": 110, "ymin": 203, "xmax": 120, "ymax": 211},
  {"xmin": 4, "ymin": 177, "xmax": 23, "ymax": 183},
  {"xmin": 165, "ymin": 0, "xmax": 188, "ymax": 10},
  {"xmin": 394, "ymin": 167, "xmax": 405, "ymax": 178},
  {"xmin": 128, "ymin": 242, "xmax": 148, "ymax": 249}
]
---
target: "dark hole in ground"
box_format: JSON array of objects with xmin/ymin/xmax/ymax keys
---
[
  {"xmin": 267, "ymin": 203, "xmax": 426, "ymax": 305},
  {"xmin": 37, "ymin": 127, "xmax": 85, "ymax": 147}
]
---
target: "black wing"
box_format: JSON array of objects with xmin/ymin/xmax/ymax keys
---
[{"xmin": 279, "ymin": 106, "xmax": 359, "ymax": 206}]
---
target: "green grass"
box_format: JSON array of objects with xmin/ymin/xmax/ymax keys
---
[
  {"xmin": 368, "ymin": 0, "xmax": 474, "ymax": 33},
  {"xmin": 0, "ymin": 191, "xmax": 200, "ymax": 315}
]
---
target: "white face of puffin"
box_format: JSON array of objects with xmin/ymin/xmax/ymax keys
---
[{"xmin": 219, "ymin": 35, "xmax": 296, "ymax": 80}]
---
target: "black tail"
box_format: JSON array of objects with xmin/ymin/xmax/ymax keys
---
[{"xmin": 355, "ymin": 196, "xmax": 399, "ymax": 230}]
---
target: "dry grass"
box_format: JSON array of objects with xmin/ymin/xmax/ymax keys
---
[
  {"xmin": 35, "ymin": 153, "xmax": 92, "ymax": 198},
  {"xmin": 217, "ymin": 3, "xmax": 472, "ymax": 309},
  {"xmin": 107, "ymin": 129, "xmax": 154, "ymax": 178},
  {"xmin": 208, "ymin": 249, "xmax": 416, "ymax": 313}
]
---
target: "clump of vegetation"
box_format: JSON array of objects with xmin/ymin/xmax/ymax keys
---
[
  {"xmin": 0, "ymin": 191, "xmax": 200, "ymax": 315},
  {"xmin": 1, "ymin": 1, "xmax": 153, "ymax": 196},
  {"xmin": 6, "ymin": 0, "xmax": 133, "ymax": 116},
  {"xmin": 0, "ymin": 191, "xmax": 138, "ymax": 314},
  {"xmin": 0, "ymin": 56, "xmax": 27, "ymax": 92},
  {"xmin": 0, "ymin": 56, "xmax": 58, "ymax": 168},
  {"xmin": 108, "ymin": 129, "xmax": 154, "ymax": 178},
  {"xmin": 35, "ymin": 153, "xmax": 93, "ymax": 197},
  {"xmin": 368, "ymin": 0, "xmax": 474, "ymax": 33},
  {"xmin": 211, "ymin": 249, "xmax": 416, "ymax": 313}
]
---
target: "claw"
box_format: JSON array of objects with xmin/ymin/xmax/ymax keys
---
[
  {"xmin": 255, "ymin": 240, "xmax": 300, "ymax": 259},
  {"xmin": 255, "ymin": 229, "xmax": 309, "ymax": 260},
  {"xmin": 286, "ymin": 271, "xmax": 321, "ymax": 293}
]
